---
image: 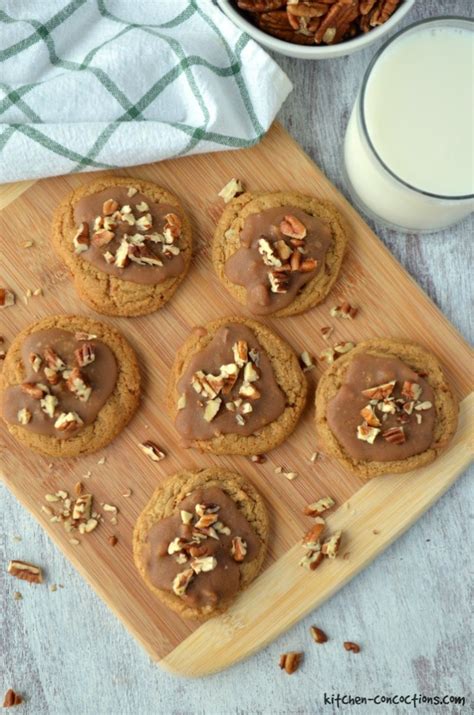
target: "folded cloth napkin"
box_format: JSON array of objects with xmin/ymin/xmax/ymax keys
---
[{"xmin": 0, "ymin": 0, "xmax": 292, "ymax": 183}]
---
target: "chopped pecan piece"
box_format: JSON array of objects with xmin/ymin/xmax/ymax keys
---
[
  {"xmin": 43, "ymin": 346, "xmax": 66, "ymax": 372},
  {"xmin": 415, "ymin": 401, "xmax": 432, "ymax": 411},
  {"xmin": 231, "ymin": 536, "xmax": 248, "ymax": 562},
  {"xmin": 218, "ymin": 178, "xmax": 244, "ymax": 203},
  {"xmin": 302, "ymin": 518, "xmax": 325, "ymax": 548},
  {"xmin": 232, "ymin": 339, "xmax": 248, "ymax": 367},
  {"xmin": 258, "ymin": 238, "xmax": 282, "ymax": 267},
  {"xmin": 74, "ymin": 341, "xmax": 95, "ymax": 367},
  {"xmin": 40, "ymin": 394, "xmax": 58, "ymax": 418},
  {"xmin": 299, "ymin": 549, "xmax": 324, "ymax": 570},
  {"xmin": 280, "ymin": 214, "xmax": 307, "ymax": 240},
  {"xmin": 303, "ymin": 496, "xmax": 335, "ymax": 517},
  {"xmin": 114, "ymin": 239, "xmax": 130, "ymax": 268},
  {"xmin": 401, "ymin": 380, "xmax": 422, "ymax": 401},
  {"xmin": 66, "ymin": 367, "xmax": 91, "ymax": 402},
  {"xmin": 203, "ymin": 398, "xmax": 222, "ymax": 422},
  {"xmin": 361, "ymin": 380, "xmax": 396, "ymax": 400},
  {"xmin": 330, "ymin": 301, "xmax": 358, "ymax": 319},
  {"xmin": 322, "ymin": 530, "xmax": 342, "ymax": 559},
  {"xmin": 21, "ymin": 382, "xmax": 48, "ymax": 400},
  {"xmin": 17, "ymin": 407, "xmax": 32, "ymax": 425},
  {"xmin": 8, "ymin": 559, "xmax": 43, "ymax": 584},
  {"xmin": 29, "ymin": 352, "xmax": 42, "ymax": 373},
  {"xmin": 172, "ymin": 568, "xmax": 194, "ymax": 596},
  {"xmin": 2, "ymin": 689, "xmax": 23, "ymax": 708},
  {"xmin": 139, "ymin": 441, "xmax": 166, "ymax": 461},
  {"xmin": 54, "ymin": 411, "xmax": 83, "ymax": 432},
  {"xmin": 299, "ymin": 258, "xmax": 318, "ymax": 273},
  {"xmin": 360, "ymin": 404, "xmax": 381, "ymax": 428},
  {"xmin": 279, "ymin": 651, "xmax": 303, "ymax": 675},
  {"xmin": 268, "ymin": 270, "xmax": 290, "ymax": 293},
  {"xmin": 93, "ymin": 229, "xmax": 115, "ymax": 246},
  {"xmin": 190, "ymin": 555, "xmax": 217, "ymax": 574},
  {"xmin": 310, "ymin": 626, "xmax": 328, "ymax": 644},
  {"xmin": 73, "ymin": 222, "xmax": 90, "ymax": 254},
  {"xmin": 344, "ymin": 641, "xmax": 361, "ymax": 653},
  {"xmin": 357, "ymin": 423, "xmax": 380, "ymax": 444},
  {"xmin": 382, "ymin": 426, "xmax": 406, "ymax": 444}
]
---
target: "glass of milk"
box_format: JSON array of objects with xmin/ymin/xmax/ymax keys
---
[{"xmin": 344, "ymin": 17, "xmax": 474, "ymax": 233}]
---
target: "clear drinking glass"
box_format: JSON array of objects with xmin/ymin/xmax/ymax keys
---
[{"xmin": 343, "ymin": 17, "xmax": 474, "ymax": 233}]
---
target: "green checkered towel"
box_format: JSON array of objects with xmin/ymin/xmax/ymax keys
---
[{"xmin": 0, "ymin": 0, "xmax": 292, "ymax": 183}]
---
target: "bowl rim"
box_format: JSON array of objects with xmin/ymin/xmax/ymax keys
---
[{"xmin": 216, "ymin": 0, "xmax": 417, "ymax": 57}]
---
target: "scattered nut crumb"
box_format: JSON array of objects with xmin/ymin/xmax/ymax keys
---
[
  {"xmin": 250, "ymin": 454, "xmax": 266, "ymax": 464},
  {"xmin": 13, "ymin": 592, "xmax": 22, "ymax": 601},
  {"xmin": 49, "ymin": 584, "xmax": 57, "ymax": 592},
  {"xmin": 330, "ymin": 301, "xmax": 358, "ymax": 319},
  {"xmin": 299, "ymin": 350, "xmax": 315, "ymax": 372},
  {"xmin": 12, "ymin": 536, "xmax": 22, "ymax": 543},
  {"xmin": 279, "ymin": 651, "xmax": 303, "ymax": 674},
  {"xmin": 310, "ymin": 626, "xmax": 328, "ymax": 644},
  {"xmin": 69, "ymin": 538, "xmax": 80, "ymax": 546},
  {"xmin": 139, "ymin": 441, "xmax": 166, "ymax": 462},
  {"xmin": 74, "ymin": 481, "xmax": 84, "ymax": 496},
  {"xmin": 0, "ymin": 288, "xmax": 16, "ymax": 308},
  {"xmin": 344, "ymin": 641, "xmax": 361, "ymax": 653},
  {"xmin": 320, "ymin": 325, "xmax": 333, "ymax": 341},
  {"xmin": 372, "ymin": 529, "xmax": 380, "ymax": 535},
  {"xmin": 22, "ymin": 240, "xmax": 34, "ymax": 248},
  {"xmin": 218, "ymin": 178, "xmax": 244, "ymax": 203},
  {"xmin": 121, "ymin": 488, "xmax": 133, "ymax": 498},
  {"xmin": 309, "ymin": 451, "xmax": 319, "ymax": 463},
  {"xmin": 2, "ymin": 688, "xmax": 23, "ymax": 708},
  {"xmin": 108, "ymin": 535, "xmax": 118, "ymax": 547},
  {"xmin": 97, "ymin": 456, "xmax": 106, "ymax": 465}
]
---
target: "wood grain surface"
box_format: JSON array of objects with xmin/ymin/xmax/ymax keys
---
[
  {"xmin": 1, "ymin": 1, "xmax": 472, "ymax": 712},
  {"xmin": 0, "ymin": 121, "xmax": 472, "ymax": 675}
]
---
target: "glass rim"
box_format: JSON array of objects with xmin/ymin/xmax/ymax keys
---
[{"xmin": 359, "ymin": 15, "xmax": 474, "ymax": 202}]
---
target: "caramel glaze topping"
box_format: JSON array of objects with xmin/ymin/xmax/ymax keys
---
[
  {"xmin": 145, "ymin": 486, "xmax": 260, "ymax": 608},
  {"xmin": 327, "ymin": 354, "xmax": 436, "ymax": 462},
  {"xmin": 73, "ymin": 187, "xmax": 185, "ymax": 285},
  {"xmin": 175, "ymin": 324, "xmax": 286, "ymax": 441},
  {"xmin": 224, "ymin": 206, "xmax": 331, "ymax": 314},
  {"xmin": 2, "ymin": 329, "xmax": 117, "ymax": 438}
]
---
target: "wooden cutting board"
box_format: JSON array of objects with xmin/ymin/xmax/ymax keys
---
[{"xmin": 0, "ymin": 123, "xmax": 472, "ymax": 677}]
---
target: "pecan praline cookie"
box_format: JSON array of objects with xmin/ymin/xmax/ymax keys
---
[
  {"xmin": 212, "ymin": 191, "xmax": 347, "ymax": 317},
  {"xmin": 0, "ymin": 315, "xmax": 140, "ymax": 458},
  {"xmin": 167, "ymin": 316, "xmax": 307, "ymax": 455},
  {"xmin": 52, "ymin": 176, "xmax": 192, "ymax": 316},
  {"xmin": 315, "ymin": 338, "xmax": 458, "ymax": 479},
  {"xmin": 133, "ymin": 467, "xmax": 269, "ymax": 620}
]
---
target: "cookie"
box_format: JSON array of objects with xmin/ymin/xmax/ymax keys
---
[
  {"xmin": 133, "ymin": 467, "xmax": 269, "ymax": 620},
  {"xmin": 0, "ymin": 315, "xmax": 140, "ymax": 458},
  {"xmin": 315, "ymin": 338, "xmax": 458, "ymax": 479},
  {"xmin": 52, "ymin": 176, "xmax": 192, "ymax": 316},
  {"xmin": 167, "ymin": 317, "xmax": 307, "ymax": 455},
  {"xmin": 212, "ymin": 191, "xmax": 347, "ymax": 317}
]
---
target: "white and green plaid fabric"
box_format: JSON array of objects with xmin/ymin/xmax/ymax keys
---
[{"xmin": 0, "ymin": 0, "xmax": 292, "ymax": 183}]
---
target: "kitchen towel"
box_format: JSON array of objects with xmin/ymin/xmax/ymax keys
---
[{"xmin": 0, "ymin": 0, "xmax": 292, "ymax": 183}]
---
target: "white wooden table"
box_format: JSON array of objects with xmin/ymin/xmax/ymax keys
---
[{"xmin": 1, "ymin": 2, "xmax": 472, "ymax": 713}]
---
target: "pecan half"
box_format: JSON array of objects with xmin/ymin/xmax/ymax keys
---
[
  {"xmin": 2, "ymin": 689, "xmax": 23, "ymax": 708},
  {"xmin": 279, "ymin": 651, "xmax": 303, "ymax": 674},
  {"xmin": 310, "ymin": 626, "xmax": 328, "ymax": 644},
  {"xmin": 8, "ymin": 559, "xmax": 43, "ymax": 584}
]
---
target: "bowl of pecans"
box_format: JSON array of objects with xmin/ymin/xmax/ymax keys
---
[{"xmin": 217, "ymin": 0, "xmax": 416, "ymax": 59}]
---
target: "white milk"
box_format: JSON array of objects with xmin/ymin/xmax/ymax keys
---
[{"xmin": 344, "ymin": 19, "xmax": 474, "ymax": 231}]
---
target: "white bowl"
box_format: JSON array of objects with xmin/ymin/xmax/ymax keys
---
[{"xmin": 216, "ymin": 0, "xmax": 417, "ymax": 59}]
